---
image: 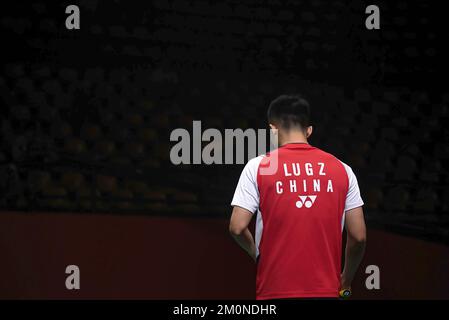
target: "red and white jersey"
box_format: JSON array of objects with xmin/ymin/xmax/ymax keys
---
[{"xmin": 231, "ymin": 143, "xmax": 364, "ymax": 300}]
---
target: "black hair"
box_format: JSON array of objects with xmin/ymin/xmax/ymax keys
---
[{"xmin": 267, "ymin": 94, "xmax": 311, "ymax": 131}]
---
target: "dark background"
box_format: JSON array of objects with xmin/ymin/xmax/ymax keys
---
[{"xmin": 0, "ymin": 0, "xmax": 448, "ymax": 299}]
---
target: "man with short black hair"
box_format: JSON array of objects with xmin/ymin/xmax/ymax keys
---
[{"xmin": 229, "ymin": 94, "xmax": 366, "ymax": 300}]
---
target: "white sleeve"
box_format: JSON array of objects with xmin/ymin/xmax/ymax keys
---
[
  {"xmin": 231, "ymin": 156, "xmax": 263, "ymax": 214},
  {"xmin": 341, "ymin": 162, "xmax": 364, "ymax": 211}
]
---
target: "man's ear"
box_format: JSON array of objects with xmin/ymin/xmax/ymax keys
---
[{"xmin": 306, "ymin": 126, "xmax": 313, "ymax": 138}]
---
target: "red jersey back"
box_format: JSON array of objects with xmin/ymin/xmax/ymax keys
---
[{"xmin": 231, "ymin": 143, "xmax": 364, "ymax": 299}]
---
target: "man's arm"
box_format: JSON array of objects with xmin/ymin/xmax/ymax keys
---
[
  {"xmin": 229, "ymin": 206, "xmax": 256, "ymax": 262},
  {"xmin": 341, "ymin": 206, "xmax": 366, "ymax": 289}
]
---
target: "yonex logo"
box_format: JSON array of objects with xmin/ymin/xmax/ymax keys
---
[{"xmin": 296, "ymin": 195, "xmax": 317, "ymax": 208}]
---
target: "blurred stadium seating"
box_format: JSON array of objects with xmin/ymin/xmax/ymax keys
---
[{"xmin": 0, "ymin": 0, "xmax": 448, "ymax": 241}]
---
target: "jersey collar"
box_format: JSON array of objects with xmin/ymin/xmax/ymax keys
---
[{"xmin": 280, "ymin": 142, "xmax": 315, "ymax": 150}]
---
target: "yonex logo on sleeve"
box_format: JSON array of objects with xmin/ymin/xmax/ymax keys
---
[{"xmin": 296, "ymin": 195, "xmax": 317, "ymax": 208}]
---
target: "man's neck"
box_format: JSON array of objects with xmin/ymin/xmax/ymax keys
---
[{"xmin": 278, "ymin": 132, "xmax": 308, "ymax": 146}]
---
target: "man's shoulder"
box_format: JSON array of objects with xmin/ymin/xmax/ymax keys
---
[
  {"xmin": 306, "ymin": 146, "xmax": 353, "ymax": 173},
  {"xmin": 242, "ymin": 155, "xmax": 265, "ymax": 173},
  {"xmin": 245, "ymin": 154, "xmax": 265, "ymax": 167},
  {"xmin": 303, "ymin": 145, "xmax": 344, "ymax": 163}
]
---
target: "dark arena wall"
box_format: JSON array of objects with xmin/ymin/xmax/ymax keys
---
[{"xmin": 0, "ymin": 211, "xmax": 448, "ymax": 299}]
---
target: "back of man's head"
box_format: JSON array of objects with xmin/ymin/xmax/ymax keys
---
[{"xmin": 267, "ymin": 94, "xmax": 311, "ymax": 132}]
